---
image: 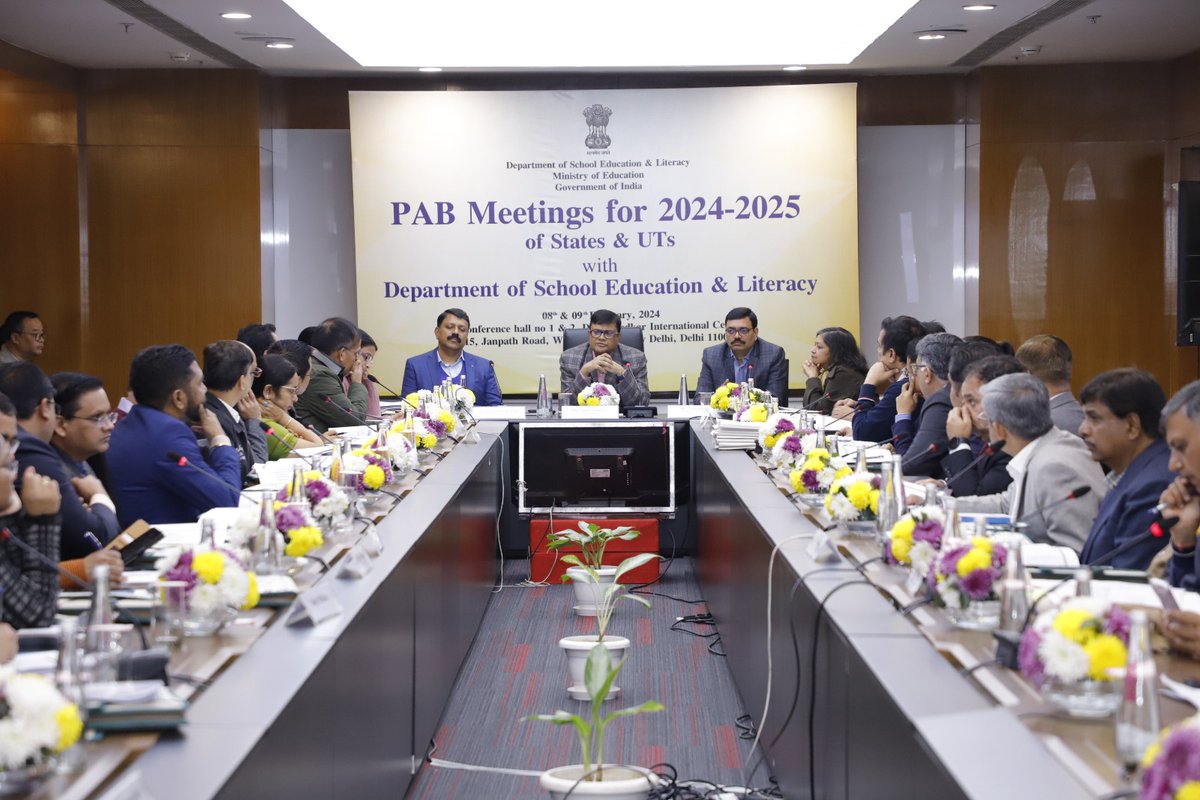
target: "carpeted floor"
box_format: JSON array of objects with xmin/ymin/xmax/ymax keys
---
[{"xmin": 406, "ymin": 557, "xmax": 770, "ymax": 797}]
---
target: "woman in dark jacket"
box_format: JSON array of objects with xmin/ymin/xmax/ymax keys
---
[{"xmin": 800, "ymin": 327, "xmax": 868, "ymax": 414}]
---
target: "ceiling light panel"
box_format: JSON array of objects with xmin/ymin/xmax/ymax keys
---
[{"xmin": 280, "ymin": 0, "xmax": 920, "ymax": 68}]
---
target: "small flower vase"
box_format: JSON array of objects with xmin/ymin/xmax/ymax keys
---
[
  {"xmin": 944, "ymin": 599, "xmax": 1001, "ymax": 632},
  {"xmin": 0, "ymin": 759, "xmax": 57, "ymax": 797},
  {"xmin": 841, "ymin": 519, "xmax": 877, "ymax": 537},
  {"xmin": 1040, "ymin": 676, "xmax": 1122, "ymax": 718},
  {"xmin": 183, "ymin": 605, "xmax": 237, "ymax": 638}
]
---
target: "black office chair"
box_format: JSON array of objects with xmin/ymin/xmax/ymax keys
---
[{"xmin": 561, "ymin": 326, "xmax": 644, "ymax": 352}]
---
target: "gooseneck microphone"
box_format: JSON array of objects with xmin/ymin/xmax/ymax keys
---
[
  {"xmin": 166, "ymin": 451, "xmax": 255, "ymax": 506},
  {"xmin": 322, "ymin": 396, "xmax": 382, "ymax": 428},
  {"xmin": 0, "ymin": 528, "xmax": 93, "ymax": 591},
  {"xmin": 944, "ymin": 439, "xmax": 1006, "ymax": 490},
  {"xmin": 900, "ymin": 441, "xmax": 947, "ymax": 472},
  {"xmin": 366, "ymin": 374, "xmax": 420, "ymax": 412},
  {"xmin": 258, "ymin": 421, "xmax": 320, "ymax": 468},
  {"xmin": 1012, "ymin": 485, "xmax": 1093, "ymax": 535}
]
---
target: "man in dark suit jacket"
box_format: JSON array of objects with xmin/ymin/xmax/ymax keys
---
[
  {"xmin": 559, "ymin": 309, "xmax": 649, "ymax": 407},
  {"xmin": 201, "ymin": 340, "xmax": 260, "ymax": 487},
  {"xmin": 1077, "ymin": 369, "xmax": 1174, "ymax": 568},
  {"xmin": 894, "ymin": 332, "xmax": 961, "ymax": 476},
  {"xmin": 695, "ymin": 307, "xmax": 786, "ymax": 402},
  {"xmin": 943, "ymin": 355, "xmax": 1026, "ymax": 497},
  {"xmin": 401, "ymin": 308, "xmax": 502, "ymax": 405},
  {"xmin": 108, "ymin": 344, "xmax": 242, "ymax": 526}
]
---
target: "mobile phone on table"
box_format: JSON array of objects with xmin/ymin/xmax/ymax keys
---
[{"xmin": 1151, "ymin": 577, "xmax": 1180, "ymax": 611}]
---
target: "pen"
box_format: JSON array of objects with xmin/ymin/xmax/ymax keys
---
[{"xmin": 83, "ymin": 532, "xmax": 103, "ymax": 550}]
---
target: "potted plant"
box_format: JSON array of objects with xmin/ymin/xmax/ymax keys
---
[
  {"xmin": 548, "ymin": 522, "xmax": 642, "ymax": 616},
  {"xmin": 525, "ymin": 643, "xmax": 664, "ymax": 799},
  {"xmin": 558, "ymin": 552, "xmax": 660, "ymax": 701}
]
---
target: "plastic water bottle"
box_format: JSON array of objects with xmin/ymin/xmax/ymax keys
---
[
  {"xmin": 536, "ymin": 374, "xmax": 552, "ymax": 417},
  {"xmin": 1115, "ymin": 610, "xmax": 1161, "ymax": 768}
]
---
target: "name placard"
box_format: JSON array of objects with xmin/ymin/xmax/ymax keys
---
[{"xmin": 285, "ymin": 585, "xmax": 344, "ymax": 627}]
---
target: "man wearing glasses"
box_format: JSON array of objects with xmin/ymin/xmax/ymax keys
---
[
  {"xmin": 560, "ymin": 309, "xmax": 649, "ymax": 407},
  {"xmin": 695, "ymin": 307, "xmax": 787, "ymax": 403},
  {"xmin": 201, "ymin": 340, "xmax": 263, "ymax": 487},
  {"xmin": 0, "ymin": 311, "xmax": 44, "ymax": 365},
  {"xmin": 294, "ymin": 317, "xmax": 369, "ymax": 433},
  {"xmin": 0, "ymin": 364, "xmax": 125, "ymax": 583}
]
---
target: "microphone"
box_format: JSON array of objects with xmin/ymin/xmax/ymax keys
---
[
  {"xmin": 799, "ymin": 392, "xmax": 833, "ymax": 412},
  {"xmin": 1011, "ymin": 485, "xmax": 1093, "ymax": 535},
  {"xmin": 258, "ymin": 421, "xmax": 320, "ymax": 468},
  {"xmin": 944, "ymin": 439, "xmax": 1006, "ymax": 490},
  {"xmin": 870, "ymin": 433, "xmax": 902, "ymax": 448},
  {"xmin": 322, "ymin": 396, "xmax": 382, "ymax": 428},
  {"xmin": 307, "ymin": 425, "xmax": 336, "ymax": 445},
  {"xmin": 166, "ymin": 451, "xmax": 255, "ymax": 506},
  {"xmin": 900, "ymin": 441, "xmax": 947, "ymax": 472},
  {"xmin": 0, "ymin": 528, "xmax": 93, "ymax": 591},
  {"xmin": 1086, "ymin": 513, "xmax": 1175, "ymax": 568}
]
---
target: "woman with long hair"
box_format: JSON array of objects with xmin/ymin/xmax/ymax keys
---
[{"xmin": 801, "ymin": 327, "xmax": 868, "ymax": 414}]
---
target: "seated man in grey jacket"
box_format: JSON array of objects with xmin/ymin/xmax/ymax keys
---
[
  {"xmin": 956, "ymin": 372, "xmax": 1107, "ymax": 553},
  {"xmin": 559, "ymin": 309, "xmax": 649, "ymax": 408}
]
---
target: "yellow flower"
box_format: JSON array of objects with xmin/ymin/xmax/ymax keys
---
[
  {"xmin": 363, "ymin": 464, "xmax": 385, "ymax": 490},
  {"xmin": 438, "ymin": 409, "xmax": 457, "ymax": 433},
  {"xmin": 1142, "ymin": 739, "xmax": 1162, "ymax": 768},
  {"xmin": 955, "ymin": 548, "xmax": 992, "ymax": 578},
  {"xmin": 404, "ymin": 392, "xmax": 422, "ymax": 408},
  {"xmin": 285, "ymin": 525, "xmax": 324, "ymax": 558},
  {"xmin": 420, "ymin": 434, "xmax": 437, "ymax": 449},
  {"xmin": 789, "ymin": 469, "xmax": 805, "ymax": 494},
  {"xmin": 869, "ymin": 489, "xmax": 879, "ymax": 515},
  {"xmin": 808, "ymin": 448, "xmax": 830, "ymax": 461},
  {"xmin": 891, "ymin": 536, "xmax": 913, "ymax": 564},
  {"xmin": 1053, "ymin": 608, "xmax": 1097, "ymax": 645},
  {"xmin": 243, "ymin": 572, "xmax": 260, "ymax": 609},
  {"xmin": 54, "ymin": 704, "xmax": 83, "ymax": 751},
  {"xmin": 765, "ymin": 433, "xmax": 781, "ymax": 449},
  {"xmin": 847, "ymin": 481, "xmax": 872, "ymax": 511},
  {"xmin": 1085, "ymin": 634, "xmax": 1127, "ymax": 681},
  {"xmin": 192, "ymin": 551, "xmax": 225, "ymax": 584},
  {"xmin": 834, "ymin": 465, "xmax": 852, "ymax": 480},
  {"xmin": 1178, "ymin": 782, "xmax": 1200, "ymax": 800},
  {"xmin": 971, "ymin": 536, "xmax": 993, "ymax": 554},
  {"xmin": 802, "ymin": 457, "xmax": 824, "ymax": 473},
  {"xmin": 303, "ymin": 470, "xmax": 321, "ymax": 481},
  {"xmin": 891, "ymin": 517, "xmax": 916, "ymax": 540},
  {"xmin": 715, "ymin": 396, "xmax": 731, "ymax": 411},
  {"xmin": 748, "ymin": 404, "xmax": 768, "ymax": 422}
]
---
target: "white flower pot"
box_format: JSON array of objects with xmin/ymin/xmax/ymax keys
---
[
  {"xmin": 566, "ymin": 565, "xmax": 618, "ymax": 617},
  {"xmin": 559, "ymin": 635, "xmax": 629, "ymax": 701},
  {"xmin": 539, "ymin": 764, "xmax": 656, "ymax": 799}
]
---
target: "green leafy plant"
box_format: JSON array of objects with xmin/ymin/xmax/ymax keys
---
[
  {"xmin": 560, "ymin": 552, "xmax": 661, "ymax": 641},
  {"xmin": 548, "ymin": 522, "xmax": 641, "ymax": 571},
  {"xmin": 524, "ymin": 643, "xmax": 664, "ymax": 783}
]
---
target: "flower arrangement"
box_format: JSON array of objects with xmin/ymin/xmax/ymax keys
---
[
  {"xmin": 393, "ymin": 416, "xmax": 439, "ymax": 450},
  {"xmin": 929, "ymin": 537, "xmax": 1007, "ymax": 609},
  {"xmin": 281, "ymin": 471, "xmax": 349, "ymax": 522},
  {"xmin": 823, "ymin": 471, "xmax": 881, "ymax": 522},
  {"xmin": 768, "ymin": 431, "xmax": 807, "ymax": 470},
  {"xmin": 577, "ymin": 382, "xmax": 619, "ymax": 406},
  {"xmin": 789, "ymin": 448, "xmax": 851, "ymax": 496},
  {"xmin": 159, "ymin": 547, "xmax": 259, "ymax": 617},
  {"xmin": 886, "ymin": 507, "xmax": 946, "ymax": 580},
  {"xmin": 757, "ymin": 414, "xmax": 798, "ymax": 451},
  {"xmin": 710, "ymin": 381, "xmax": 766, "ymax": 412},
  {"xmin": 450, "ymin": 386, "xmax": 476, "ymax": 409},
  {"xmin": 404, "ymin": 390, "xmax": 436, "ymax": 409},
  {"xmin": 734, "ymin": 403, "xmax": 769, "ymax": 423},
  {"xmin": 1140, "ymin": 716, "xmax": 1200, "ymax": 800},
  {"xmin": 380, "ymin": 427, "xmax": 420, "ymax": 473},
  {"xmin": 1018, "ymin": 597, "xmax": 1130, "ymax": 689},
  {"xmin": 267, "ymin": 500, "xmax": 324, "ymax": 558},
  {"xmin": 343, "ymin": 448, "xmax": 393, "ymax": 492},
  {"xmin": 419, "ymin": 406, "xmax": 457, "ymax": 437},
  {"xmin": 0, "ymin": 667, "xmax": 83, "ymax": 772}
]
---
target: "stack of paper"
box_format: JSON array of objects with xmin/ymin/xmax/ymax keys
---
[{"xmin": 712, "ymin": 420, "xmax": 762, "ymax": 450}]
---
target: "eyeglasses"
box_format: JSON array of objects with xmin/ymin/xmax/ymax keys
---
[
  {"xmin": 589, "ymin": 329, "xmax": 618, "ymax": 339},
  {"xmin": 279, "ymin": 386, "xmax": 300, "ymax": 395},
  {"xmin": 725, "ymin": 327, "xmax": 752, "ymax": 337},
  {"xmin": 910, "ymin": 364, "xmax": 931, "ymax": 376},
  {"xmin": 360, "ymin": 352, "xmax": 375, "ymax": 364},
  {"xmin": 19, "ymin": 329, "xmax": 45, "ymax": 342},
  {"xmin": 66, "ymin": 411, "xmax": 119, "ymax": 426},
  {"xmin": 247, "ymin": 367, "xmax": 263, "ymax": 378}
]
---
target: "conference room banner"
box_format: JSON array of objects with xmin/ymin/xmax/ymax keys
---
[{"xmin": 349, "ymin": 84, "xmax": 859, "ymax": 395}]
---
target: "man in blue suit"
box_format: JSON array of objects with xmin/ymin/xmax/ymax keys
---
[
  {"xmin": 694, "ymin": 307, "xmax": 787, "ymax": 402},
  {"xmin": 108, "ymin": 344, "xmax": 242, "ymax": 526},
  {"xmin": 401, "ymin": 308, "xmax": 502, "ymax": 405},
  {"xmin": 1079, "ymin": 368, "xmax": 1174, "ymax": 569}
]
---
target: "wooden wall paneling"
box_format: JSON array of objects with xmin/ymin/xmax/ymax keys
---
[{"xmin": 0, "ymin": 65, "xmax": 82, "ymax": 376}]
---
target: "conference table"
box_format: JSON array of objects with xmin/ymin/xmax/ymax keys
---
[{"xmin": 28, "ymin": 414, "xmax": 1198, "ymax": 799}]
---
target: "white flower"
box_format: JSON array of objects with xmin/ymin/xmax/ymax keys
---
[
  {"xmin": 1038, "ymin": 630, "xmax": 1090, "ymax": 683},
  {"xmin": 0, "ymin": 670, "xmax": 75, "ymax": 769},
  {"xmin": 910, "ymin": 541, "xmax": 937, "ymax": 577},
  {"xmin": 313, "ymin": 492, "xmax": 349, "ymax": 520},
  {"xmin": 769, "ymin": 434, "xmax": 802, "ymax": 470},
  {"xmin": 827, "ymin": 493, "xmax": 858, "ymax": 521},
  {"xmin": 452, "ymin": 386, "xmax": 476, "ymax": 409},
  {"xmin": 816, "ymin": 466, "xmax": 836, "ymax": 491},
  {"xmin": 937, "ymin": 581, "xmax": 964, "ymax": 609},
  {"xmin": 386, "ymin": 434, "xmax": 419, "ymax": 474}
]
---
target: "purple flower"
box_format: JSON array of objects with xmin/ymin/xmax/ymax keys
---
[
  {"xmin": 775, "ymin": 418, "xmax": 795, "ymax": 434},
  {"xmin": 1104, "ymin": 605, "xmax": 1132, "ymax": 645},
  {"xmin": 781, "ymin": 435, "xmax": 804, "ymax": 455},
  {"xmin": 594, "ymin": 384, "xmax": 612, "ymax": 397},
  {"xmin": 1158, "ymin": 727, "xmax": 1200, "ymax": 789},
  {"xmin": 1017, "ymin": 628, "xmax": 1045, "ymax": 687},
  {"xmin": 912, "ymin": 519, "xmax": 943, "ymax": 548},
  {"xmin": 991, "ymin": 543, "xmax": 1008, "ymax": 570},
  {"xmin": 306, "ymin": 477, "xmax": 330, "ymax": 504},
  {"xmin": 163, "ymin": 549, "xmax": 199, "ymax": 595},
  {"xmin": 274, "ymin": 504, "xmax": 308, "ymax": 533},
  {"xmin": 425, "ymin": 418, "xmax": 447, "ymax": 438},
  {"xmin": 938, "ymin": 543, "xmax": 972, "ymax": 577},
  {"xmin": 959, "ymin": 567, "xmax": 997, "ymax": 601},
  {"xmin": 801, "ymin": 469, "xmax": 822, "ymax": 492}
]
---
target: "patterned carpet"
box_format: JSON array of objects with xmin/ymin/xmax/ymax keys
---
[{"xmin": 406, "ymin": 557, "xmax": 769, "ymax": 797}]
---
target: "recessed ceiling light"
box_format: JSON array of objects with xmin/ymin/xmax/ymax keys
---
[
  {"xmin": 782, "ymin": 65, "xmax": 807, "ymax": 72},
  {"xmin": 220, "ymin": 12, "xmax": 252, "ymax": 19},
  {"xmin": 266, "ymin": 41, "xmax": 294, "ymax": 49},
  {"xmin": 418, "ymin": 66, "xmax": 443, "ymax": 72},
  {"xmin": 962, "ymin": 4, "xmax": 996, "ymax": 10},
  {"xmin": 918, "ymin": 33, "xmax": 946, "ymax": 40}
]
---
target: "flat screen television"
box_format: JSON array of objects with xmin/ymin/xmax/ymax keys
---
[{"xmin": 518, "ymin": 422, "xmax": 675, "ymax": 514}]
